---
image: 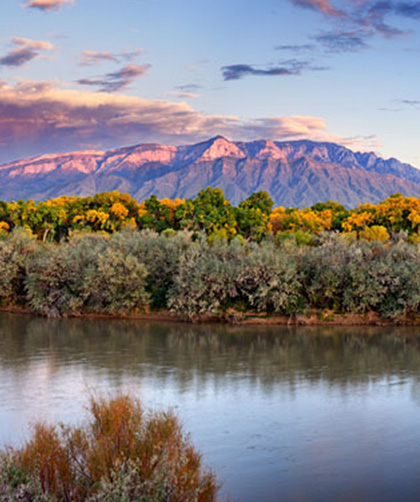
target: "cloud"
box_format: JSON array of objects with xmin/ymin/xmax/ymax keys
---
[
  {"xmin": 395, "ymin": 2, "xmax": 420, "ymax": 18},
  {"xmin": 363, "ymin": 2, "xmax": 408, "ymax": 37},
  {"xmin": 24, "ymin": 0, "xmax": 73, "ymax": 11},
  {"xmin": 80, "ymin": 51, "xmax": 118, "ymax": 66},
  {"xmin": 367, "ymin": 1, "xmax": 420, "ymax": 21},
  {"xmin": 290, "ymin": 0, "xmax": 347, "ymax": 18},
  {"xmin": 275, "ymin": 44, "xmax": 316, "ymax": 52},
  {"xmin": 167, "ymin": 91, "xmax": 200, "ymax": 99},
  {"xmin": 176, "ymin": 84, "xmax": 203, "ymax": 92},
  {"xmin": 221, "ymin": 60, "xmax": 312, "ymax": 80},
  {"xmin": 288, "ymin": 0, "xmax": 420, "ymax": 42},
  {"xmin": 0, "ymin": 80, "xmax": 377, "ymax": 163},
  {"xmin": 12, "ymin": 38, "xmax": 54, "ymax": 51},
  {"xmin": 398, "ymin": 98, "xmax": 420, "ymax": 108},
  {"xmin": 401, "ymin": 99, "xmax": 420, "ymax": 105},
  {"xmin": 80, "ymin": 49, "xmax": 144, "ymax": 66},
  {"xmin": 169, "ymin": 84, "xmax": 202, "ymax": 98},
  {"xmin": 313, "ymin": 30, "xmax": 369, "ymax": 51},
  {"xmin": 77, "ymin": 64, "xmax": 151, "ymax": 92},
  {"xmin": 0, "ymin": 37, "xmax": 54, "ymax": 67}
]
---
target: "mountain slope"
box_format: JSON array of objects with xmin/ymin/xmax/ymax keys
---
[{"xmin": 1, "ymin": 136, "xmax": 420, "ymax": 207}]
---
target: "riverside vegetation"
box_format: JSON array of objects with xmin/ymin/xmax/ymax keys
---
[
  {"xmin": 0, "ymin": 395, "xmax": 219, "ymax": 502},
  {"xmin": 2, "ymin": 188, "xmax": 420, "ymax": 321}
]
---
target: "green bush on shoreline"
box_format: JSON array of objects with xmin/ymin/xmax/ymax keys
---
[{"xmin": 2, "ymin": 227, "xmax": 420, "ymax": 320}]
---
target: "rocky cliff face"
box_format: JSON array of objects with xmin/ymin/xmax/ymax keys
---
[{"xmin": 1, "ymin": 136, "xmax": 420, "ymax": 207}]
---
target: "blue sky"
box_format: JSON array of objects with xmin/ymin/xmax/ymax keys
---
[{"xmin": 0, "ymin": 0, "xmax": 419, "ymax": 166}]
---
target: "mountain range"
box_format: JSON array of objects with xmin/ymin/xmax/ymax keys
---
[{"xmin": 1, "ymin": 136, "xmax": 420, "ymax": 207}]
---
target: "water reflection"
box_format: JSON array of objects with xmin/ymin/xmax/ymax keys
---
[
  {"xmin": 2, "ymin": 315, "xmax": 420, "ymax": 386},
  {"xmin": 1, "ymin": 314, "xmax": 420, "ymax": 501}
]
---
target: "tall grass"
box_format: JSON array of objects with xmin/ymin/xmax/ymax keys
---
[{"xmin": 0, "ymin": 395, "xmax": 220, "ymax": 502}]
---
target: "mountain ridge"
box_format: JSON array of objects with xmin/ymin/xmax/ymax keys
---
[{"xmin": 1, "ymin": 136, "xmax": 420, "ymax": 207}]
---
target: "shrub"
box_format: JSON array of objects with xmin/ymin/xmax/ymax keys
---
[
  {"xmin": 302, "ymin": 237, "xmax": 351, "ymax": 311},
  {"xmin": 83, "ymin": 247, "xmax": 149, "ymax": 314},
  {"xmin": 235, "ymin": 242, "xmax": 303, "ymax": 314},
  {"xmin": 25, "ymin": 234, "xmax": 107, "ymax": 317},
  {"xmin": 0, "ymin": 395, "xmax": 220, "ymax": 502},
  {"xmin": 109, "ymin": 229, "xmax": 193, "ymax": 309},
  {"xmin": 168, "ymin": 239, "xmax": 242, "ymax": 319},
  {"xmin": 168, "ymin": 239, "xmax": 303, "ymax": 318},
  {"xmin": 0, "ymin": 240, "xmax": 19, "ymax": 304},
  {"xmin": 2, "ymin": 225, "xmax": 420, "ymax": 320},
  {"xmin": 0, "ymin": 228, "xmax": 37, "ymax": 304}
]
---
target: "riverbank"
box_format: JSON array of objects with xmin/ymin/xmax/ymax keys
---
[{"xmin": 2, "ymin": 305, "xmax": 420, "ymax": 326}]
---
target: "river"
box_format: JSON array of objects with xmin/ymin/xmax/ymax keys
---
[{"xmin": 1, "ymin": 313, "xmax": 420, "ymax": 501}]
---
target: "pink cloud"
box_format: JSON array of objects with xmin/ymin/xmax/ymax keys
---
[
  {"xmin": 291, "ymin": 0, "xmax": 346, "ymax": 18},
  {"xmin": 0, "ymin": 80, "xmax": 377, "ymax": 162},
  {"xmin": 77, "ymin": 64, "xmax": 151, "ymax": 92},
  {"xmin": 24, "ymin": 0, "xmax": 73, "ymax": 11},
  {"xmin": 0, "ymin": 38, "xmax": 54, "ymax": 67},
  {"xmin": 80, "ymin": 49, "xmax": 144, "ymax": 66}
]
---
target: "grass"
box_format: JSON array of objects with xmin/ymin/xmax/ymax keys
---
[{"xmin": 0, "ymin": 395, "xmax": 220, "ymax": 501}]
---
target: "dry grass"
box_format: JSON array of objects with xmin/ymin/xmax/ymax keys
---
[{"xmin": 0, "ymin": 395, "xmax": 220, "ymax": 501}]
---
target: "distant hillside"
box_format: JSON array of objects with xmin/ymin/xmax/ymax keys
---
[{"xmin": 1, "ymin": 136, "xmax": 420, "ymax": 207}]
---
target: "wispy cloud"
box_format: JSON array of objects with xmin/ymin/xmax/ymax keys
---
[
  {"xmin": 176, "ymin": 84, "xmax": 203, "ymax": 92},
  {"xmin": 290, "ymin": 0, "xmax": 347, "ymax": 18},
  {"xmin": 221, "ymin": 60, "xmax": 314, "ymax": 80},
  {"xmin": 396, "ymin": 2, "xmax": 420, "ymax": 18},
  {"xmin": 0, "ymin": 37, "xmax": 54, "ymax": 67},
  {"xmin": 275, "ymin": 44, "xmax": 316, "ymax": 52},
  {"xmin": 313, "ymin": 30, "xmax": 369, "ymax": 51},
  {"xmin": 392, "ymin": 98, "xmax": 420, "ymax": 109},
  {"xmin": 288, "ymin": 0, "xmax": 420, "ymax": 42},
  {"xmin": 24, "ymin": 0, "xmax": 73, "ymax": 11},
  {"xmin": 400, "ymin": 99, "xmax": 420, "ymax": 106},
  {"xmin": 169, "ymin": 84, "xmax": 203, "ymax": 99},
  {"xmin": 77, "ymin": 64, "xmax": 151, "ymax": 92},
  {"xmin": 80, "ymin": 49, "xmax": 144, "ymax": 66},
  {"xmin": 363, "ymin": 2, "xmax": 408, "ymax": 37},
  {"xmin": 167, "ymin": 91, "xmax": 200, "ymax": 99}
]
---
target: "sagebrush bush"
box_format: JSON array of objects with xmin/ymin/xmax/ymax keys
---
[
  {"xmin": 301, "ymin": 237, "xmax": 420, "ymax": 318},
  {"xmin": 168, "ymin": 238, "xmax": 243, "ymax": 319},
  {"xmin": 0, "ymin": 240, "xmax": 19, "ymax": 304},
  {"xmin": 0, "ymin": 395, "xmax": 220, "ymax": 502},
  {"xmin": 109, "ymin": 229, "xmax": 193, "ymax": 309},
  {"xmin": 0, "ymin": 228, "xmax": 37, "ymax": 304},
  {"xmin": 302, "ymin": 237, "xmax": 355, "ymax": 311},
  {"xmin": 168, "ymin": 239, "xmax": 303, "ymax": 318},
  {"xmin": 83, "ymin": 247, "xmax": 149, "ymax": 313},
  {"xmin": 235, "ymin": 242, "xmax": 303, "ymax": 314},
  {"xmin": 1, "ymin": 228, "xmax": 420, "ymax": 320},
  {"xmin": 25, "ymin": 235, "xmax": 107, "ymax": 317}
]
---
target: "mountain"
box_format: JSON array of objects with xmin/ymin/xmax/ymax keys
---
[{"xmin": 1, "ymin": 136, "xmax": 420, "ymax": 207}]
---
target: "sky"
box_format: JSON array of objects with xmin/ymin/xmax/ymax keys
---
[{"xmin": 0, "ymin": 0, "xmax": 419, "ymax": 166}]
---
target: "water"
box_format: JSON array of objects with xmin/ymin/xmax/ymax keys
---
[{"xmin": 1, "ymin": 313, "xmax": 420, "ymax": 501}]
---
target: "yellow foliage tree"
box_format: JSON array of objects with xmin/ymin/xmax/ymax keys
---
[
  {"xmin": 359, "ymin": 225, "xmax": 390, "ymax": 242},
  {"xmin": 270, "ymin": 207, "xmax": 332, "ymax": 234},
  {"xmin": 0, "ymin": 221, "xmax": 10, "ymax": 234}
]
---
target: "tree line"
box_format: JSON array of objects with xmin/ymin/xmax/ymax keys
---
[{"xmin": 2, "ymin": 188, "xmax": 420, "ymax": 243}]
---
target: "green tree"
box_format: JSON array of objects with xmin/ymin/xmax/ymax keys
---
[
  {"xmin": 176, "ymin": 187, "xmax": 238, "ymax": 239},
  {"xmin": 236, "ymin": 191, "xmax": 273, "ymax": 241},
  {"xmin": 311, "ymin": 200, "xmax": 349, "ymax": 231}
]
